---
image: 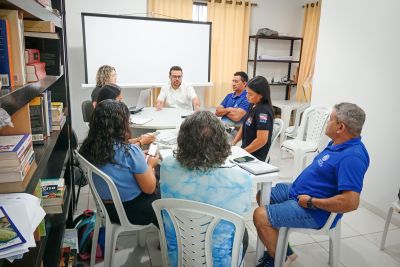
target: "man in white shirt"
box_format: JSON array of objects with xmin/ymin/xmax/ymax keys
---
[{"xmin": 156, "ymin": 66, "xmax": 200, "ymax": 111}]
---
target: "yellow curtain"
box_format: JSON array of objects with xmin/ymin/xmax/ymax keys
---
[
  {"xmin": 206, "ymin": 0, "xmax": 251, "ymax": 107},
  {"xmin": 295, "ymin": 1, "xmax": 321, "ymax": 102},
  {"xmin": 147, "ymin": 0, "xmax": 193, "ymax": 20}
]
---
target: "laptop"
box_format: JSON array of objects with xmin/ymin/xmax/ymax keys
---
[{"xmin": 129, "ymin": 88, "xmax": 151, "ymax": 114}]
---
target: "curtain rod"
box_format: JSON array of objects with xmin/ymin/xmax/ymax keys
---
[
  {"xmin": 195, "ymin": 0, "xmax": 257, "ymax": 7},
  {"xmin": 302, "ymin": 2, "xmax": 319, "ymax": 8}
]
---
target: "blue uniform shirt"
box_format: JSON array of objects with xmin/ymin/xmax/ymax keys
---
[
  {"xmin": 289, "ymin": 137, "xmax": 370, "ymax": 227},
  {"xmin": 93, "ymin": 144, "xmax": 148, "ymax": 202},
  {"xmin": 220, "ymin": 90, "xmax": 250, "ymax": 124}
]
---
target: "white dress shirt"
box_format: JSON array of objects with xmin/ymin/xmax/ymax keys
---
[{"xmin": 157, "ymin": 80, "xmax": 197, "ymax": 110}]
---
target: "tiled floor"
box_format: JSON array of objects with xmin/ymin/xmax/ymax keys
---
[{"xmin": 75, "ymin": 141, "xmax": 400, "ymax": 267}]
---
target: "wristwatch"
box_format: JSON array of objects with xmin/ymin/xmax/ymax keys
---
[{"xmin": 307, "ymin": 197, "xmax": 316, "ymax": 209}]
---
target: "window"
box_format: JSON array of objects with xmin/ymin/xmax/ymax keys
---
[{"xmin": 193, "ymin": 2, "xmax": 207, "ymax": 22}]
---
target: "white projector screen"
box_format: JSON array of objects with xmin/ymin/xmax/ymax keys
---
[{"xmin": 82, "ymin": 13, "xmax": 211, "ymax": 85}]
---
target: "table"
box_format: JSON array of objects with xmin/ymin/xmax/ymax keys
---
[
  {"xmin": 158, "ymin": 145, "xmax": 279, "ymax": 264},
  {"xmin": 129, "ymin": 107, "xmax": 193, "ymax": 130},
  {"xmin": 273, "ymin": 100, "xmax": 310, "ymax": 144}
]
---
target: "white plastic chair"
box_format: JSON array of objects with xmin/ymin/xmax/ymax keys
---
[
  {"xmin": 275, "ymin": 213, "xmax": 341, "ymax": 267},
  {"xmin": 284, "ymin": 103, "xmax": 310, "ymax": 140},
  {"xmin": 75, "ymin": 152, "xmax": 154, "ymax": 267},
  {"xmin": 380, "ymin": 200, "xmax": 400, "ymax": 250},
  {"xmin": 266, "ymin": 118, "xmax": 284, "ymax": 163},
  {"xmin": 281, "ymin": 105, "xmax": 330, "ymax": 178},
  {"xmin": 152, "ymin": 198, "xmax": 246, "ymax": 267}
]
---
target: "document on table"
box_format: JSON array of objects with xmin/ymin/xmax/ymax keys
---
[
  {"xmin": 231, "ymin": 159, "xmax": 279, "ymax": 175},
  {"xmin": 130, "ymin": 116, "xmax": 153, "ymax": 125}
]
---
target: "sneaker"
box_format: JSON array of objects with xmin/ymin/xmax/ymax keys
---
[{"xmin": 256, "ymin": 251, "xmax": 275, "ymax": 267}]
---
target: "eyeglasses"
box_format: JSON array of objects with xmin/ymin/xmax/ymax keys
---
[{"xmin": 171, "ymin": 75, "xmax": 182, "ymax": 80}]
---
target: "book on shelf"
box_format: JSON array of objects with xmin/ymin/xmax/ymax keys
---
[
  {"xmin": 0, "ymin": 10, "xmax": 26, "ymax": 87},
  {"xmin": 25, "ymin": 35, "xmax": 62, "ymax": 75},
  {"xmin": 51, "ymin": 101, "xmax": 64, "ymax": 120},
  {"xmin": 42, "ymin": 91, "xmax": 51, "ymax": 136},
  {"xmin": 26, "ymin": 62, "xmax": 46, "ymax": 82},
  {"xmin": 0, "ymin": 18, "xmax": 14, "ymax": 88},
  {"xmin": 0, "ymin": 148, "xmax": 35, "ymax": 183},
  {"xmin": 0, "ymin": 193, "xmax": 46, "ymax": 261},
  {"xmin": 42, "ymin": 186, "xmax": 67, "ymax": 214},
  {"xmin": 29, "ymin": 96, "xmax": 47, "ymax": 144},
  {"xmin": 41, "ymin": 177, "xmax": 65, "ymax": 205},
  {"xmin": 25, "ymin": 48, "xmax": 40, "ymax": 64},
  {"xmin": 59, "ymin": 229, "xmax": 78, "ymax": 267},
  {"xmin": 33, "ymin": 181, "xmax": 46, "ymax": 240},
  {"xmin": 0, "ymin": 134, "xmax": 32, "ymax": 161},
  {"xmin": 0, "ymin": 206, "xmax": 27, "ymax": 253},
  {"xmin": 0, "ymin": 162, "xmax": 37, "ymax": 193},
  {"xmin": 24, "ymin": 31, "xmax": 59, "ymax": 39},
  {"xmin": 24, "ymin": 20, "xmax": 55, "ymax": 33},
  {"xmin": 52, "ymin": 114, "xmax": 66, "ymax": 131}
]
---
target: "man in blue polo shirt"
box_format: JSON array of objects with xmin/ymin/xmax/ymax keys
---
[
  {"xmin": 215, "ymin": 71, "xmax": 250, "ymax": 137},
  {"xmin": 253, "ymin": 102, "xmax": 370, "ymax": 267}
]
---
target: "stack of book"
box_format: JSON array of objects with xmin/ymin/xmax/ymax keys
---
[
  {"xmin": 41, "ymin": 177, "xmax": 66, "ymax": 214},
  {"xmin": 51, "ymin": 102, "xmax": 66, "ymax": 131},
  {"xmin": 0, "ymin": 134, "xmax": 35, "ymax": 184},
  {"xmin": 59, "ymin": 229, "xmax": 78, "ymax": 267}
]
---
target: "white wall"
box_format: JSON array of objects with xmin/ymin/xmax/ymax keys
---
[
  {"xmin": 65, "ymin": 0, "xmax": 147, "ymax": 142},
  {"xmin": 249, "ymin": 0, "xmax": 309, "ymax": 100},
  {"xmin": 312, "ymin": 0, "xmax": 400, "ymax": 222}
]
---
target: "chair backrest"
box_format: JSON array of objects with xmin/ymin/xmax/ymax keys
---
[
  {"xmin": 74, "ymin": 151, "xmax": 132, "ymax": 227},
  {"xmin": 296, "ymin": 105, "xmax": 330, "ymax": 145},
  {"xmin": 152, "ymin": 198, "xmax": 246, "ymax": 267},
  {"xmin": 82, "ymin": 100, "xmax": 94, "ymax": 123},
  {"xmin": 266, "ymin": 118, "xmax": 284, "ymax": 162},
  {"xmin": 290, "ymin": 103, "xmax": 310, "ymax": 136}
]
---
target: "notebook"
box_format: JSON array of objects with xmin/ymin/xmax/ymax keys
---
[
  {"xmin": 232, "ymin": 159, "xmax": 279, "ymax": 175},
  {"xmin": 129, "ymin": 88, "xmax": 151, "ymax": 114}
]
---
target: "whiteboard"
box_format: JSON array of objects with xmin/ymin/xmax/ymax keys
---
[{"xmin": 82, "ymin": 13, "xmax": 211, "ymax": 84}]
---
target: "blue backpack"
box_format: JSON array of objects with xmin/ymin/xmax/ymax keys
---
[{"xmin": 72, "ymin": 209, "xmax": 105, "ymax": 260}]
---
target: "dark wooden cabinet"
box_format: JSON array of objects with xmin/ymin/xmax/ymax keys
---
[
  {"xmin": 0, "ymin": 1, "xmax": 73, "ymax": 266},
  {"xmin": 248, "ymin": 35, "xmax": 303, "ymax": 100}
]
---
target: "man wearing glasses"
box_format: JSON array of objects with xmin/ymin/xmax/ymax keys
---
[{"xmin": 156, "ymin": 66, "xmax": 200, "ymax": 111}]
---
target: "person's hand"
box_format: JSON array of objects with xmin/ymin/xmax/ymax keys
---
[
  {"xmin": 297, "ymin": 194, "xmax": 311, "ymax": 208},
  {"xmin": 156, "ymin": 102, "xmax": 163, "ymax": 111},
  {"xmin": 140, "ymin": 133, "xmax": 156, "ymax": 145},
  {"xmin": 147, "ymin": 154, "xmax": 160, "ymax": 168}
]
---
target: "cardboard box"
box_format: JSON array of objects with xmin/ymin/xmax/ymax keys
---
[{"xmin": 24, "ymin": 20, "xmax": 55, "ymax": 33}]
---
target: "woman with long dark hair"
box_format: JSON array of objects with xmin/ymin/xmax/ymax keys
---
[
  {"xmin": 232, "ymin": 76, "xmax": 274, "ymax": 161},
  {"xmin": 79, "ymin": 99, "xmax": 159, "ymax": 226}
]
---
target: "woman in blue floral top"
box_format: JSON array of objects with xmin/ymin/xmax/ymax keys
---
[{"xmin": 160, "ymin": 111, "xmax": 253, "ymax": 267}]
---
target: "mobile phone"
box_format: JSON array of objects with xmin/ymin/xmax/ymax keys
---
[
  {"xmin": 147, "ymin": 143, "xmax": 158, "ymax": 156},
  {"xmin": 233, "ymin": 156, "xmax": 255, "ymax": 163}
]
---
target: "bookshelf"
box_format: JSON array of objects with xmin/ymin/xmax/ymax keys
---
[
  {"xmin": 0, "ymin": 0, "xmax": 73, "ymax": 267},
  {"xmin": 248, "ymin": 35, "xmax": 303, "ymax": 100}
]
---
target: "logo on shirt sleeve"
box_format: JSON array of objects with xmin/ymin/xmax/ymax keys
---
[
  {"xmin": 245, "ymin": 117, "xmax": 253, "ymax": 126},
  {"xmin": 318, "ymin": 154, "xmax": 330, "ymax": 167},
  {"xmin": 259, "ymin": 113, "xmax": 268, "ymax": 123}
]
